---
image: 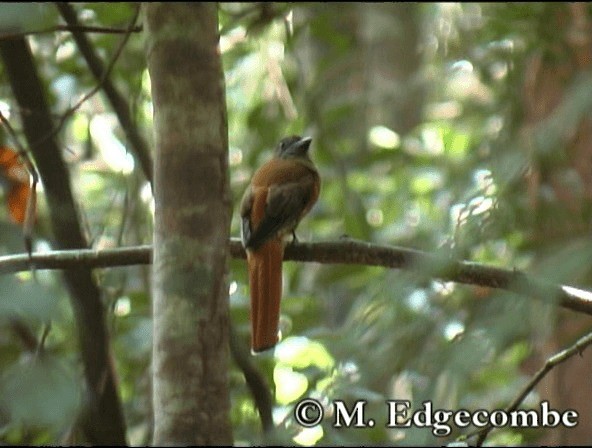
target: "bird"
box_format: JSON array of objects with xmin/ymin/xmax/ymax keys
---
[{"xmin": 240, "ymin": 135, "xmax": 320, "ymax": 353}]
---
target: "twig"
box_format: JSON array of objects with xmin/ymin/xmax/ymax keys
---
[
  {"xmin": 37, "ymin": 321, "xmax": 52, "ymax": 355},
  {"xmin": 472, "ymin": 330, "xmax": 592, "ymax": 446},
  {"xmin": 0, "ymin": 110, "xmax": 39, "ymax": 184},
  {"xmin": 2, "ymin": 238, "xmax": 592, "ymax": 316},
  {"xmin": 29, "ymin": 3, "xmax": 141, "ymax": 150},
  {"xmin": 0, "ymin": 23, "xmax": 143, "ymax": 40},
  {"xmin": 8, "ymin": 318, "xmax": 38, "ymax": 352},
  {"xmin": 56, "ymin": 2, "xmax": 154, "ymax": 185}
]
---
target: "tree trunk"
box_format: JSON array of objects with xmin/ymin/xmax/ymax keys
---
[
  {"xmin": 0, "ymin": 37, "xmax": 126, "ymax": 445},
  {"xmin": 143, "ymin": 3, "xmax": 233, "ymax": 445},
  {"xmin": 519, "ymin": 4, "xmax": 592, "ymax": 445}
]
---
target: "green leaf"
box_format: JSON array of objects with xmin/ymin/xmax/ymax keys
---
[{"xmin": 0, "ymin": 356, "xmax": 81, "ymax": 429}]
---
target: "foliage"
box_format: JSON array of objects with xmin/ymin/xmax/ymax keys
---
[{"xmin": 0, "ymin": 2, "xmax": 591, "ymax": 446}]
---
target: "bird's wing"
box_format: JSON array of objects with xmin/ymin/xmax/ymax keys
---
[
  {"xmin": 240, "ymin": 185, "xmax": 254, "ymax": 249},
  {"xmin": 244, "ymin": 178, "xmax": 315, "ymax": 250}
]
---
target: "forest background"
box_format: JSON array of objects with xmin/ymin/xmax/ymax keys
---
[{"xmin": 1, "ymin": 2, "xmax": 592, "ymax": 446}]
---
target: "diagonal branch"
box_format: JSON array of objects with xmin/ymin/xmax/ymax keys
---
[
  {"xmin": 55, "ymin": 2, "xmax": 153, "ymax": 185},
  {"xmin": 472, "ymin": 330, "xmax": 592, "ymax": 446},
  {"xmin": 28, "ymin": 3, "xmax": 142, "ymax": 158},
  {"xmin": 2, "ymin": 238, "xmax": 592, "ymax": 316},
  {"xmin": 0, "ymin": 35, "xmax": 126, "ymax": 445}
]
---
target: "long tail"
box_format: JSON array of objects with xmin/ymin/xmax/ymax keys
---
[{"xmin": 248, "ymin": 239, "xmax": 283, "ymax": 353}]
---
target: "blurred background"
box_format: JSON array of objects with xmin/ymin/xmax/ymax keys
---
[{"xmin": 1, "ymin": 2, "xmax": 592, "ymax": 446}]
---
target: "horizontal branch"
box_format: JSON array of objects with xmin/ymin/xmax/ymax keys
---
[
  {"xmin": 2, "ymin": 238, "xmax": 592, "ymax": 315},
  {"xmin": 0, "ymin": 24, "xmax": 143, "ymax": 40},
  {"xmin": 0, "ymin": 244, "xmax": 152, "ymax": 274}
]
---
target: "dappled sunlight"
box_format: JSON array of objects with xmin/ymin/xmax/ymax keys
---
[
  {"xmin": 443, "ymin": 320, "xmax": 465, "ymax": 341},
  {"xmin": 368, "ymin": 125, "xmax": 401, "ymax": 149},
  {"xmin": 89, "ymin": 115, "xmax": 135, "ymax": 174},
  {"xmin": 293, "ymin": 425, "xmax": 324, "ymax": 446},
  {"xmin": 275, "ymin": 336, "xmax": 335, "ymax": 371},
  {"xmin": 0, "ymin": 2, "xmax": 590, "ymax": 446},
  {"xmin": 274, "ymin": 365, "xmax": 309, "ymax": 404}
]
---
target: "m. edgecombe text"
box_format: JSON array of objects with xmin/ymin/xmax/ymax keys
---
[{"xmin": 293, "ymin": 398, "xmax": 578, "ymax": 437}]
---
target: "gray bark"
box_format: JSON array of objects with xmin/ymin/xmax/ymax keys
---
[{"xmin": 144, "ymin": 3, "xmax": 233, "ymax": 445}]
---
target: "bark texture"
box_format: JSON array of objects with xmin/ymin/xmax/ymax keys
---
[{"xmin": 144, "ymin": 3, "xmax": 232, "ymax": 445}]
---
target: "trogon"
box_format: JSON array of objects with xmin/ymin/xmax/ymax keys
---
[{"xmin": 240, "ymin": 135, "xmax": 320, "ymax": 353}]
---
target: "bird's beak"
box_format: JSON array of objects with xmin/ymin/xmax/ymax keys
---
[{"xmin": 294, "ymin": 136, "xmax": 312, "ymax": 152}]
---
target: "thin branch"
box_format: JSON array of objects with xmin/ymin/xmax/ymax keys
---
[
  {"xmin": 0, "ymin": 110, "xmax": 39, "ymax": 184},
  {"xmin": 30, "ymin": 3, "xmax": 141, "ymax": 151},
  {"xmin": 56, "ymin": 2, "xmax": 154, "ymax": 185},
  {"xmin": 0, "ymin": 24, "xmax": 143, "ymax": 40},
  {"xmin": 471, "ymin": 330, "xmax": 592, "ymax": 446},
  {"xmin": 0, "ymin": 244, "xmax": 151, "ymax": 274},
  {"xmin": 277, "ymin": 238, "xmax": 592, "ymax": 315},
  {"xmin": 37, "ymin": 321, "xmax": 52, "ymax": 355},
  {"xmin": 8, "ymin": 318, "xmax": 38, "ymax": 352},
  {"xmin": 2, "ymin": 238, "xmax": 592, "ymax": 316}
]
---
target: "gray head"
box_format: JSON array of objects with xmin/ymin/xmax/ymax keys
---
[{"xmin": 275, "ymin": 135, "xmax": 312, "ymax": 159}]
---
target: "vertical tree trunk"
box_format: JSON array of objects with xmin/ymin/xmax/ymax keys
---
[
  {"xmin": 0, "ymin": 38, "xmax": 126, "ymax": 445},
  {"xmin": 361, "ymin": 3, "xmax": 425, "ymax": 136},
  {"xmin": 519, "ymin": 4, "xmax": 592, "ymax": 445},
  {"xmin": 143, "ymin": 3, "xmax": 233, "ymax": 445}
]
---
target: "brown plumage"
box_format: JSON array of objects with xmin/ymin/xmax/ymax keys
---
[{"xmin": 240, "ymin": 136, "xmax": 320, "ymax": 353}]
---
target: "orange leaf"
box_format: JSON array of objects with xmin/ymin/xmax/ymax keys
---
[{"xmin": 0, "ymin": 146, "xmax": 32, "ymax": 224}]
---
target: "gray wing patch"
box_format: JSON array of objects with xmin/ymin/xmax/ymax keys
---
[
  {"xmin": 244, "ymin": 180, "xmax": 314, "ymax": 250},
  {"xmin": 240, "ymin": 186, "xmax": 254, "ymax": 249}
]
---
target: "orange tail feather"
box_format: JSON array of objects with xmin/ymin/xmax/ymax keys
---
[{"xmin": 248, "ymin": 239, "xmax": 283, "ymax": 353}]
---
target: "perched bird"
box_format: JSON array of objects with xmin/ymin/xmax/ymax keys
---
[{"xmin": 240, "ymin": 135, "xmax": 320, "ymax": 353}]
